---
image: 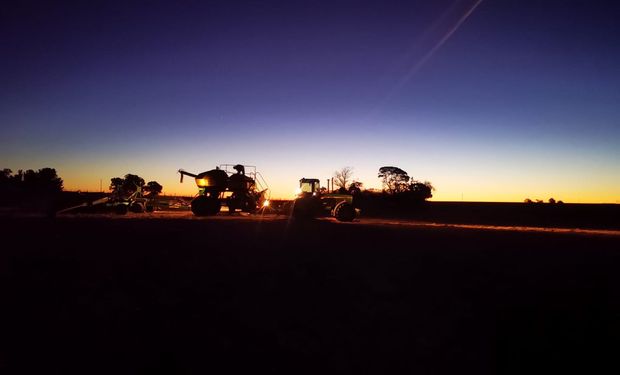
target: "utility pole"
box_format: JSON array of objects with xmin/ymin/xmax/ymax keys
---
[{"xmin": 100, "ymin": 179, "xmax": 102, "ymax": 192}]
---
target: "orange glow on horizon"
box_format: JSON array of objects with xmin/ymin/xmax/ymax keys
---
[
  {"xmin": 26, "ymin": 157, "xmax": 619, "ymax": 204},
  {"xmin": 62, "ymin": 177, "xmax": 620, "ymax": 204}
]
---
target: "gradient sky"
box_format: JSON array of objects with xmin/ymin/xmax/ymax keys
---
[{"xmin": 2, "ymin": 0, "xmax": 619, "ymax": 202}]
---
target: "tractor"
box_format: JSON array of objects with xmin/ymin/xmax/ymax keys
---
[
  {"xmin": 178, "ymin": 164, "xmax": 269, "ymax": 216},
  {"xmin": 292, "ymin": 178, "xmax": 357, "ymax": 222}
]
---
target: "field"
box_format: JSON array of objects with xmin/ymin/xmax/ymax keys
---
[{"xmin": 1, "ymin": 211, "xmax": 620, "ymax": 373}]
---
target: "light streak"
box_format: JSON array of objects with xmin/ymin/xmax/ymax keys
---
[
  {"xmin": 397, "ymin": 0, "xmax": 485, "ymax": 88},
  {"xmin": 375, "ymin": 0, "xmax": 486, "ymax": 110}
]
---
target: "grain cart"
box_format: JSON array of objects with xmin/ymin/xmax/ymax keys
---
[
  {"xmin": 292, "ymin": 178, "xmax": 356, "ymax": 222},
  {"xmin": 178, "ymin": 164, "xmax": 268, "ymax": 216}
]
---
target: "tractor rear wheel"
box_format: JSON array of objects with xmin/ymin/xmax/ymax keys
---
[
  {"xmin": 227, "ymin": 198, "xmax": 237, "ymax": 214},
  {"xmin": 244, "ymin": 196, "xmax": 257, "ymax": 214},
  {"xmin": 191, "ymin": 195, "xmax": 221, "ymax": 216},
  {"xmin": 333, "ymin": 201, "xmax": 355, "ymax": 222}
]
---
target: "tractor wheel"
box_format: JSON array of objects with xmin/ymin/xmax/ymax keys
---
[
  {"xmin": 114, "ymin": 204, "xmax": 128, "ymax": 215},
  {"xmin": 130, "ymin": 202, "xmax": 144, "ymax": 213},
  {"xmin": 333, "ymin": 201, "xmax": 355, "ymax": 222},
  {"xmin": 244, "ymin": 196, "xmax": 257, "ymax": 214},
  {"xmin": 292, "ymin": 198, "xmax": 315, "ymax": 219},
  {"xmin": 145, "ymin": 204, "xmax": 154, "ymax": 213},
  {"xmin": 191, "ymin": 196, "xmax": 221, "ymax": 216},
  {"xmin": 227, "ymin": 198, "xmax": 237, "ymax": 214}
]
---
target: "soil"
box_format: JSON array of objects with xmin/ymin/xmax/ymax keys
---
[{"xmin": 1, "ymin": 213, "xmax": 619, "ymax": 373}]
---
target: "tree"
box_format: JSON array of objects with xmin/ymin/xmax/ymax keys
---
[
  {"xmin": 110, "ymin": 177, "xmax": 124, "ymax": 193},
  {"xmin": 13, "ymin": 170, "xmax": 24, "ymax": 184},
  {"xmin": 122, "ymin": 174, "xmax": 145, "ymax": 193},
  {"xmin": 348, "ymin": 181, "xmax": 363, "ymax": 195},
  {"xmin": 0, "ymin": 168, "xmax": 12, "ymax": 182},
  {"xmin": 22, "ymin": 169, "xmax": 38, "ymax": 190},
  {"xmin": 2, "ymin": 168, "xmax": 63, "ymax": 193},
  {"xmin": 333, "ymin": 167, "xmax": 353, "ymax": 190},
  {"xmin": 407, "ymin": 181, "xmax": 433, "ymax": 200},
  {"xmin": 378, "ymin": 166, "xmax": 410, "ymax": 194},
  {"xmin": 0, "ymin": 169, "xmax": 13, "ymax": 193},
  {"xmin": 144, "ymin": 181, "xmax": 163, "ymax": 197},
  {"xmin": 110, "ymin": 174, "xmax": 145, "ymax": 197},
  {"xmin": 36, "ymin": 168, "xmax": 63, "ymax": 192}
]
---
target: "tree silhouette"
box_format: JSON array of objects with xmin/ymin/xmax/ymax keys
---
[
  {"xmin": 110, "ymin": 177, "xmax": 124, "ymax": 193},
  {"xmin": 109, "ymin": 175, "xmax": 141, "ymax": 197},
  {"xmin": 333, "ymin": 167, "xmax": 353, "ymax": 190},
  {"xmin": 122, "ymin": 174, "xmax": 145, "ymax": 193},
  {"xmin": 348, "ymin": 181, "xmax": 363, "ymax": 195},
  {"xmin": 110, "ymin": 174, "xmax": 160, "ymax": 199},
  {"xmin": 378, "ymin": 166, "xmax": 410, "ymax": 194},
  {"xmin": 22, "ymin": 170, "xmax": 38, "ymax": 190},
  {"xmin": 0, "ymin": 168, "xmax": 11, "ymax": 183},
  {"xmin": 0, "ymin": 167, "xmax": 63, "ymax": 215},
  {"xmin": 36, "ymin": 168, "xmax": 63, "ymax": 192},
  {"xmin": 407, "ymin": 181, "xmax": 433, "ymax": 200},
  {"xmin": 13, "ymin": 170, "xmax": 24, "ymax": 184},
  {"xmin": 0, "ymin": 168, "xmax": 63, "ymax": 193},
  {"xmin": 144, "ymin": 181, "xmax": 163, "ymax": 197}
]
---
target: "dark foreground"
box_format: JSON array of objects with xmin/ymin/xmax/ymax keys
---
[{"xmin": 1, "ymin": 215, "xmax": 619, "ymax": 374}]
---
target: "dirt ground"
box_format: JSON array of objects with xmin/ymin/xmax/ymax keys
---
[{"xmin": 1, "ymin": 213, "xmax": 619, "ymax": 373}]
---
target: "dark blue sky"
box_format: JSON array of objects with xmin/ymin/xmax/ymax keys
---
[{"xmin": 2, "ymin": 0, "xmax": 619, "ymax": 201}]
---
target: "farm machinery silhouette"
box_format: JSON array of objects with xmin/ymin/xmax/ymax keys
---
[
  {"xmin": 292, "ymin": 178, "xmax": 357, "ymax": 222},
  {"xmin": 107, "ymin": 186, "xmax": 155, "ymax": 214},
  {"xmin": 178, "ymin": 165, "xmax": 357, "ymax": 221},
  {"xmin": 178, "ymin": 164, "xmax": 269, "ymax": 216},
  {"xmin": 55, "ymin": 185, "xmax": 157, "ymax": 215}
]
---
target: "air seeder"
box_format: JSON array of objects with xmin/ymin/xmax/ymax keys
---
[{"xmin": 178, "ymin": 164, "xmax": 269, "ymax": 216}]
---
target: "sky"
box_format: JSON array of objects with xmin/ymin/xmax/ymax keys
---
[{"xmin": 1, "ymin": 0, "xmax": 619, "ymax": 202}]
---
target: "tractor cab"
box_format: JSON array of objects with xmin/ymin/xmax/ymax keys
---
[{"xmin": 298, "ymin": 178, "xmax": 321, "ymax": 197}]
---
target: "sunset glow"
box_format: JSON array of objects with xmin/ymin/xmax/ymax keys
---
[{"xmin": 2, "ymin": 1, "xmax": 619, "ymax": 203}]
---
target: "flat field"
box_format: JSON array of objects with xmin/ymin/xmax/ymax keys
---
[{"xmin": 1, "ymin": 212, "xmax": 619, "ymax": 373}]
